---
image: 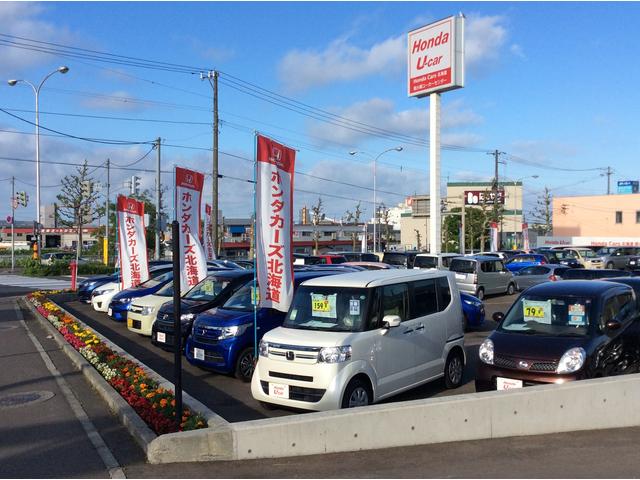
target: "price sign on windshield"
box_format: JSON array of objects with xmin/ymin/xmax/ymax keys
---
[{"xmin": 522, "ymin": 300, "xmax": 552, "ymax": 324}]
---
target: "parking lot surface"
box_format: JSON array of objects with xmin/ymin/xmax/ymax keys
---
[{"xmin": 53, "ymin": 292, "xmax": 515, "ymax": 422}]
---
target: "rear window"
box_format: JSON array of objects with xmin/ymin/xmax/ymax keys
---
[
  {"xmin": 382, "ymin": 253, "xmax": 408, "ymax": 266},
  {"xmin": 414, "ymin": 256, "xmax": 438, "ymax": 269},
  {"xmin": 449, "ymin": 259, "xmax": 476, "ymax": 274},
  {"xmin": 360, "ymin": 253, "xmax": 379, "ymax": 262},
  {"xmin": 329, "ymin": 256, "xmax": 347, "ymax": 264}
]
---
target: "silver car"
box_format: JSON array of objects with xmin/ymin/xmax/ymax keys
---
[
  {"xmin": 597, "ymin": 247, "xmax": 639, "ymax": 270},
  {"xmin": 448, "ymin": 256, "xmax": 516, "ymax": 300},
  {"xmin": 413, "ymin": 253, "xmax": 461, "ymax": 270},
  {"xmin": 513, "ymin": 264, "xmax": 571, "ymax": 291}
]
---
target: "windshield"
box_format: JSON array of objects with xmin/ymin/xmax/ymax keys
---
[
  {"xmin": 155, "ymin": 281, "xmax": 174, "ymax": 297},
  {"xmin": 577, "ymin": 249, "xmax": 599, "ymax": 258},
  {"xmin": 449, "ymin": 259, "xmax": 476, "ymax": 274},
  {"xmin": 222, "ymin": 281, "xmax": 256, "ymax": 311},
  {"xmin": 140, "ymin": 271, "xmax": 172, "ymax": 288},
  {"xmin": 554, "ymin": 250, "xmax": 576, "ymax": 260},
  {"xmin": 414, "ymin": 256, "xmax": 438, "ymax": 269},
  {"xmin": 499, "ymin": 294, "xmax": 593, "ymax": 336},
  {"xmin": 185, "ymin": 275, "xmax": 232, "ymax": 302},
  {"xmin": 284, "ymin": 286, "xmax": 370, "ymax": 332}
]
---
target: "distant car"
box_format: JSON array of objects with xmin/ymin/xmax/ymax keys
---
[
  {"xmin": 541, "ymin": 249, "xmax": 583, "ymax": 269},
  {"xmin": 476, "ymin": 280, "xmax": 640, "ymax": 392},
  {"xmin": 413, "ymin": 253, "xmax": 461, "ymax": 270},
  {"xmin": 460, "ymin": 292, "xmax": 484, "ymax": 330},
  {"xmin": 628, "ymin": 256, "xmax": 640, "ymax": 271},
  {"xmin": 498, "ymin": 250, "xmax": 526, "ymax": 260},
  {"xmin": 560, "ymin": 269, "xmax": 632, "ymax": 280},
  {"xmin": 78, "ymin": 272, "xmax": 120, "ymax": 303},
  {"xmin": 504, "ymin": 254, "xmax": 548, "ymax": 273},
  {"xmin": 449, "ymin": 256, "xmax": 516, "ymax": 300},
  {"xmin": 328, "ymin": 251, "xmax": 380, "ymax": 262},
  {"xmin": 597, "ymin": 247, "xmax": 640, "ymax": 270},
  {"xmin": 562, "ymin": 247, "xmax": 604, "ymax": 269},
  {"xmin": 343, "ymin": 261, "xmax": 395, "ymax": 270},
  {"xmin": 513, "ymin": 265, "xmax": 570, "ymax": 291},
  {"xmin": 382, "ymin": 251, "xmax": 420, "ymax": 269},
  {"xmin": 293, "ymin": 254, "xmax": 347, "ymax": 265}
]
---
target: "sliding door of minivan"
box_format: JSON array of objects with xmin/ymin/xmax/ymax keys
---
[
  {"xmin": 374, "ymin": 283, "xmax": 417, "ymax": 397},
  {"xmin": 410, "ymin": 278, "xmax": 447, "ymax": 382}
]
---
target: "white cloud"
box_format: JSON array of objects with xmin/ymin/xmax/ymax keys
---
[
  {"xmin": 0, "ymin": 2, "xmax": 77, "ymax": 76},
  {"xmin": 306, "ymin": 97, "xmax": 482, "ymax": 147},
  {"xmin": 278, "ymin": 14, "xmax": 511, "ymax": 92},
  {"xmin": 510, "ymin": 43, "xmax": 526, "ymax": 59}
]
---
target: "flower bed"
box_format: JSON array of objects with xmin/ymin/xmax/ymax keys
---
[{"xmin": 27, "ymin": 291, "xmax": 207, "ymax": 435}]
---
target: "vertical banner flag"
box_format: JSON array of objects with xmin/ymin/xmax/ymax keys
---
[
  {"xmin": 204, "ymin": 203, "xmax": 216, "ymax": 260},
  {"xmin": 175, "ymin": 167, "xmax": 208, "ymax": 291},
  {"xmin": 360, "ymin": 223, "xmax": 367, "ymax": 253},
  {"xmin": 489, "ymin": 222, "xmax": 499, "ymax": 252},
  {"xmin": 117, "ymin": 195, "xmax": 149, "ymax": 289},
  {"xmin": 256, "ymin": 134, "xmax": 296, "ymax": 312},
  {"xmin": 522, "ymin": 223, "xmax": 530, "ymax": 251}
]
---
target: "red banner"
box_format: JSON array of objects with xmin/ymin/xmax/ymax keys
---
[
  {"xmin": 117, "ymin": 195, "xmax": 149, "ymax": 289},
  {"xmin": 256, "ymin": 135, "xmax": 295, "ymax": 312},
  {"xmin": 175, "ymin": 167, "xmax": 207, "ymax": 290}
]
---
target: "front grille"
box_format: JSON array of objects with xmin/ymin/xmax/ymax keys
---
[
  {"xmin": 194, "ymin": 333, "xmax": 219, "ymax": 345},
  {"xmin": 494, "ymin": 354, "xmax": 558, "ymax": 373},
  {"xmin": 260, "ymin": 381, "xmax": 325, "ymax": 403},
  {"xmin": 191, "ymin": 347, "xmax": 224, "ymax": 363},
  {"xmin": 494, "ymin": 354, "xmax": 517, "ymax": 369},
  {"xmin": 156, "ymin": 316, "xmax": 174, "ymax": 329},
  {"xmin": 269, "ymin": 371, "xmax": 313, "ymax": 382},
  {"xmin": 530, "ymin": 361, "xmax": 558, "ymax": 372},
  {"xmin": 130, "ymin": 305, "xmax": 143, "ymax": 314}
]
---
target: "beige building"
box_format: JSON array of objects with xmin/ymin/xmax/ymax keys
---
[{"xmin": 553, "ymin": 193, "xmax": 640, "ymax": 237}]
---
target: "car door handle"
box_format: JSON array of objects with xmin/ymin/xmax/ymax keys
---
[
  {"xmin": 403, "ymin": 329, "xmax": 414, "ymax": 334},
  {"xmin": 415, "ymin": 324, "xmax": 425, "ymax": 331}
]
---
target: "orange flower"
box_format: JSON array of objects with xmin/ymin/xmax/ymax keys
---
[
  {"xmin": 170, "ymin": 399, "xmax": 176, "ymax": 407},
  {"xmin": 146, "ymin": 392, "xmax": 154, "ymax": 399},
  {"xmin": 159, "ymin": 399, "xmax": 168, "ymax": 408}
]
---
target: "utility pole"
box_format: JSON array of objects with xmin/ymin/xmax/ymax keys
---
[
  {"xmin": 155, "ymin": 138, "xmax": 161, "ymax": 260},
  {"xmin": 11, "ymin": 176, "xmax": 15, "ymax": 271},
  {"xmin": 606, "ymin": 166, "xmax": 613, "ymax": 195},
  {"xmin": 461, "ymin": 201, "xmax": 466, "ymax": 255},
  {"xmin": 487, "ymin": 149, "xmax": 506, "ymax": 249},
  {"xmin": 201, "ymin": 70, "xmax": 219, "ymax": 259},
  {"xmin": 105, "ymin": 159, "xmax": 110, "ymax": 266}
]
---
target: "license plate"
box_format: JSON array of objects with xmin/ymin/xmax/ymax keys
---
[
  {"xmin": 455, "ymin": 273, "xmax": 465, "ymax": 280},
  {"xmin": 107, "ymin": 308, "xmax": 112, "ymax": 316},
  {"xmin": 269, "ymin": 382, "xmax": 289, "ymax": 399},
  {"xmin": 127, "ymin": 318, "xmax": 133, "ymax": 328},
  {"xmin": 194, "ymin": 347, "xmax": 205, "ymax": 361},
  {"xmin": 157, "ymin": 332, "xmax": 166, "ymax": 343},
  {"xmin": 497, "ymin": 377, "xmax": 523, "ymax": 390}
]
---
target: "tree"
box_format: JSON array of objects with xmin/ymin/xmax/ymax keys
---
[
  {"xmin": 379, "ymin": 203, "xmax": 393, "ymax": 250},
  {"xmin": 344, "ymin": 202, "xmax": 362, "ymax": 252},
  {"xmin": 56, "ymin": 160, "xmax": 103, "ymax": 257},
  {"xmin": 310, "ymin": 197, "xmax": 324, "ymax": 254},
  {"xmin": 530, "ymin": 186, "xmax": 553, "ymax": 235},
  {"xmin": 414, "ymin": 229, "xmax": 422, "ymax": 251}
]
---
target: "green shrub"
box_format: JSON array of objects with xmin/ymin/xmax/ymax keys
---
[{"xmin": 77, "ymin": 263, "xmax": 115, "ymax": 275}]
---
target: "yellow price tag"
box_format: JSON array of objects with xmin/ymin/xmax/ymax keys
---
[
  {"xmin": 312, "ymin": 299, "xmax": 330, "ymax": 312},
  {"xmin": 524, "ymin": 306, "xmax": 544, "ymax": 318}
]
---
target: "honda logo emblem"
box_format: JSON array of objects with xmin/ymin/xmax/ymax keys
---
[
  {"xmin": 286, "ymin": 351, "xmax": 295, "ymax": 361},
  {"xmin": 518, "ymin": 360, "xmax": 530, "ymax": 370}
]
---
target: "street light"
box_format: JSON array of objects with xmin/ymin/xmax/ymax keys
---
[
  {"xmin": 510, "ymin": 174, "xmax": 539, "ymax": 248},
  {"xmin": 349, "ymin": 147, "xmax": 403, "ymax": 253},
  {"xmin": 8, "ymin": 66, "xmax": 70, "ymax": 259}
]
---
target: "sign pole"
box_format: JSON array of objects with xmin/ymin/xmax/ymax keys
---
[
  {"xmin": 253, "ymin": 132, "xmax": 258, "ymax": 360},
  {"xmin": 11, "ymin": 176, "xmax": 15, "ymax": 271},
  {"xmin": 429, "ymin": 93, "xmax": 441, "ymax": 254},
  {"xmin": 171, "ymin": 220, "xmax": 183, "ymax": 431}
]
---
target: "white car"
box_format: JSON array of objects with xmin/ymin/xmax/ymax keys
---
[
  {"xmin": 91, "ymin": 281, "xmax": 121, "ymax": 313},
  {"xmin": 251, "ymin": 269, "xmax": 466, "ymax": 411}
]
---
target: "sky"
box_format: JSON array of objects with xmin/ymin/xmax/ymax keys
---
[{"xmin": 1, "ymin": 1, "xmax": 639, "ymax": 226}]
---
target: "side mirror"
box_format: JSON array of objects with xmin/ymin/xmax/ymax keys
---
[
  {"xmin": 606, "ymin": 320, "xmax": 622, "ymax": 331},
  {"xmin": 382, "ymin": 315, "xmax": 402, "ymax": 329},
  {"xmin": 493, "ymin": 312, "xmax": 505, "ymax": 323}
]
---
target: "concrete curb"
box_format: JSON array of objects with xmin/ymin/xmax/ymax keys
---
[{"xmin": 20, "ymin": 296, "xmax": 233, "ymax": 462}]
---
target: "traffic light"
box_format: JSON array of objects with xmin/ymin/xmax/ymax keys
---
[
  {"xmin": 81, "ymin": 180, "xmax": 93, "ymax": 198},
  {"xmin": 16, "ymin": 191, "xmax": 28, "ymax": 207},
  {"xmin": 130, "ymin": 175, "xmax": 140, "ymax": 195}
]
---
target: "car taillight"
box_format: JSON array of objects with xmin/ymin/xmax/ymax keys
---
[{"xmin": 548, "ymin": 274, "xmax": 557, "ymax": 281}]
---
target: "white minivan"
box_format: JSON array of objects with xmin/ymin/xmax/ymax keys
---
[{"xmin": 251, "ymin": 269, "xmax": 466, "ymax": 411}]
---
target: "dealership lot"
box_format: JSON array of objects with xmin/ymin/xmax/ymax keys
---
[{"xmin": 53, "ymin": 292, "xmax": 513, "ymax": 422}]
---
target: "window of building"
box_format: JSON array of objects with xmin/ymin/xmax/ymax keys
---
[
  {"xmin": 636, "ymin": 211, "xmax": 640, "ymax": 224},
  {"xmin": 616, "ymin": 211, "xmax": 623, "ymax": 224}
]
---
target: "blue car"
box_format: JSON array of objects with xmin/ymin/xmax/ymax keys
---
[
  {"xmin": 77, "ymin": 273, "xmax": 119, "ymax": 303},
  {"xmin": 107, "ymin": 269, "xmax": 174, "ymax": 321},
  {"xmin": 505, "ymin": 254, "xmax": 549, "ymax": 273},
  {"xmin": 185, "ymin": 270, "xmax": 341, "ymax": 381},
  {"xmin": 460, "ymin": 292, "xmax": 484, "ymax": 330}
]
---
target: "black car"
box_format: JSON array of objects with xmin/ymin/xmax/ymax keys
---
[
  {"xmin": 561, "ymin": 269, "xmax": 631, "ymax": 280},
  {"xmin": 627, "ymin": 256, "xmax": 640, "ymax": 271},
  {"xmin": 537, "ymin": 249, "xmax": 583, "ymax": 269},
  {"xmin": 327, "ymin": 251, "xmax": 380, "ymax": 262},
  {"xmin": 151, "ymin": 269, "xmax": 254, "ymax": 351},
  {"xmin": 476, "ymin": 280, "xmax": 640, "ymax": 391},
  {"xmin": 382, "ymin": 251, "xmax": 420, "ymax": 269}
]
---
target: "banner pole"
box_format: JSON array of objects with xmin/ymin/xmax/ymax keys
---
[
  {"xmin": 253, "ymin": 132, "xmax": 258, "ymax": 360},
  {"xmin": 171, "ymin": 220, "xmax": 183, "ymax": 431}
]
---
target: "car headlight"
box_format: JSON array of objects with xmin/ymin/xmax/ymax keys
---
[
  {"xmin": 479, "ymin": 338, "xmax": 494, "ymax": 365},
  {"xmin": 94, "ymin": 288, "xmax": 113, "ymax": 296},
  {"xmin": 259, "ymin": 340, "xmax": 269, "ymax": 357},
  {"xmin": 556, "ymin": 347, "xmax": 586, "ymax": 374},
  {"xmin": 318, "ymin": 346, "xmax": 352, "ymax": 363},
  {"xmin": 118, "ymin": 297, "xmax": 132, "ymax": 304},
  {"xmin": 180, "ymin": 313, "xmax": 195, "ymax": 322},
  {"xmin": 141, "ymin": 306, "xmax": 155, "ymax": 316},
  {"xmin": 463, "ymin": 299, "xmax": 481, "ymax": 306},
  {"xmin": 218, "ymin": 323, "xmax": 251, "ymax": 340}
]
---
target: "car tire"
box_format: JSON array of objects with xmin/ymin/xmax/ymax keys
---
[
  {"xmin": 475, "ymin": 288, "xmax": 485, "ymax": 301},
  {"xmin": 444, "ymin": 350, "xmax": 465, "ymax": 389},
  {"xmin": 341, "ymin": 377, "xmax": 371, "ymax": 408},
  {"xmin": 606, "ymin": 262, "xmax": 615, "ymax": 270},
  {"xmin": 506, "ymin": 283, "xmax": 516, "ymax": 295},
  {"xmin": 234, "ymin": 347, "xmax": 256, "ymax": 382}
]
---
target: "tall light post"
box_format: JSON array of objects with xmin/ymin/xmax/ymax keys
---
[
  {"xmin": 349, "ymin": 147, "xmax": 403, "ymax": 253},
  {"xmin": 510, "ymin": 174, "xmax": 538, "ymax": 248},
  {"xmin": 8, "ymin": 66, "xmax": 70, "ymax": 259}
]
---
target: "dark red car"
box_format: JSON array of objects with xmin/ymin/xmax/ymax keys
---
[{"xmin": 475, "ymin": 280, "xmax": 640, "ymax": 391}]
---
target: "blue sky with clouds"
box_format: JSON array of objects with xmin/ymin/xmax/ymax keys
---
[{"xmin": 1, "ymin": 1, "xmax": 639, "ymax": 223}]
